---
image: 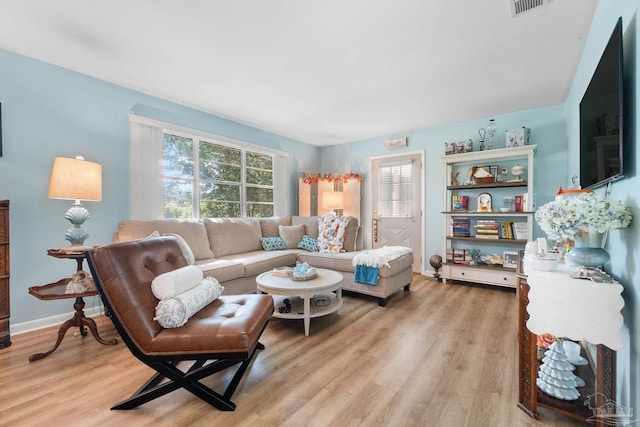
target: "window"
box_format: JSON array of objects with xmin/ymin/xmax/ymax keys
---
[
  {"xmin": 378, "ymin": 160, "xmax": 413, "ymax": 217},
  {"xmin": 162, "ymin": 132, "xmax": 274, "ymax": 218}
]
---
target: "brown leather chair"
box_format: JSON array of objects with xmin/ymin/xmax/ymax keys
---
[{"xmin": 85, "ymin": 236, "xmax": 274, "ymax": 411}]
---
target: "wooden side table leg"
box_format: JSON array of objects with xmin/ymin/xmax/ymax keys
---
[
  {"xmin": 29, "ymin": 296, "xmax": 117, "ymax": 362},
  {"xmin": 29, "ymin": 316, "xmax": 77, "ymax": 362},
  {"xmin": 80, "ymin": 315, "xmax": 117, "ymax": 346}
]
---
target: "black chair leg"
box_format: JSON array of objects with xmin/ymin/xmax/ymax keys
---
[{"xmin": 112, "ymin": 344, "xmax": 266, "ymax": 411}]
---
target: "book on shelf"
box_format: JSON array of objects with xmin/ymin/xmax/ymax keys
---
[
  {"xmin": 451, "ymin": 195, "xmax": 469, "ymax": 211},
  {"xmin": 450, "ymin": 217, "xmax": 471, "ymax": 237},
  {"xmin": 515, "ymin": 195, "xmax": 522, "ymax": 212},
  {"xmin": 512, "ymin": 222, "xmax": 529, "ymax": 240},
  {"xmin": 475, "ymin": 234, "xmax": 500, "ymax": 239},
  {"xmin": 474, "ymin": 219, "xmax": 499, "ymax": 237},
  {"xmin": 446, "ymin": 248, "xmax": 473, "ymax": 264}
]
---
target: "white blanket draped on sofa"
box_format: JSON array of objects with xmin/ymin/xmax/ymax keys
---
[{"xmin": 352, "ymin": 246, "xmax": 413, "ymax": 285}]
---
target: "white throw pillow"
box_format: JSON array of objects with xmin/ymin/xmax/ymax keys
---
[
  {"xmin": 163, "ymin": 232, "xmax": 196, "ymax": 265},
  {"xmin": 154, "ymin": 277, "xmax": 224, "ymax": 328},
  {"xmin": 151, "ymin": 265, "xmax": 203, "ymax": 300}
]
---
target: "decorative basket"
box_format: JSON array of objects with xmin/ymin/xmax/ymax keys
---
[{"xmin": 291, "ymin": 272, "xmax": 319, "ymax": 281}]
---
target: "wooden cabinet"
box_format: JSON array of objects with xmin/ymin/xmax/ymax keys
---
[
  {"xmin": 517, "ymin": 253, "xmax": 617, "ymax": 426},
  {"xmin": 441, "ymin": 145, "xmax": 535, "ymax": 288},
  {"xmin": 0, "ymin": 200, "xmax": 10, "ymax": 348}
]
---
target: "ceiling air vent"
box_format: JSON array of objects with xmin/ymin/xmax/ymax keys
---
[{"xmin": 509, "ymin": 0, "xmax": 550, "ymax": 17}]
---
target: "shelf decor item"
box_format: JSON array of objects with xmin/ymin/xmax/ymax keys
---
[
  {"xmin": 429, "ymin": 254, "xmax": 443, "ymax": 281},
  {"xmin": 486, "ymin": 119, "xmax": 497, "ymax": 150},
  {"xmin": 535, "ymin": 190, "xmax": 632, "ymax": 269},
  {"xmin": 537, "ymin": 340, "xmax": 584, "ymax": 401},
  {"xmin": 477, "ymin": 192, "xmax": 493, "ymax": 212},
  {"xmin": 506, "ymin": 127, "xmax": 531, "ymax": 148},
  {"xmin": 509, "ymin": 164, "xmax": 525, "ymax": 182}
]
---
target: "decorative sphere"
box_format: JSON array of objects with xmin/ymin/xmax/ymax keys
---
[{"xmin": 429, "ymin": 254, "xmax": 443, "ymax": 270}]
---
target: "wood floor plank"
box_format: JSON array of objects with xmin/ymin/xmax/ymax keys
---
[{"xmin": 0, "ymin": 275, "xmax": 589, "ymax": 426}]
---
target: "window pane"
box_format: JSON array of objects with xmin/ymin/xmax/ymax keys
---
[
  {"xmin": 163, "ymin": 134, "xmax": 193, "ymax": 179},
  {"xmin": 246, "ymin": 186, "xmax": 273, "ymax": 202},
  {"xmin": 200, "ymin": 142, "xmax": 242, "ymax": 164},
  {"xmin": 379, "ymin": 162, "xmax": 413, "ymax": 217},
  {"xmin": 163, "ymin": 178, "xmax": 193, "ymax": 218},
  {"xmin": 246, "ymin": 168, "xmax": 273, "ymax": 185},
  {"xmin": 199, "ymin": 142, "xmax": 241, "ymax": 181},
  {"xmin": 199, "ymin": 201, "xmax": 241, "ymax": 218},
  {"xmin": 246, "ymin": 151, "xmax": 273, "ymax": 169},
  {"xmin": 164, "ymin": 200, "xmax": 193, "ymax": 219},
  {"xmin": 199, "ymin": 182, "xmax": 240, "ymax": 202},
  {"xmin": 247, "ymin": 203, "xmax": 274, "ymax": 218}
]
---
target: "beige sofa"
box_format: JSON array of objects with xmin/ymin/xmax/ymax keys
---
[{"xmin": 114, "ymin": 216, "xmax": 414, "ymax": 306}]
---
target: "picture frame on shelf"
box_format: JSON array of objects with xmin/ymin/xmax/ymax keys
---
[
  {"xmin": 478, "ymin": 165, "xmax": 498, "ymax": 183},
  {"xmin": 505, "ymin": 127, "xmax": 530, "ymax": 148},
  {"xmin": 503, "ymin": 251, "xmax": 519, "ymax": 268}
]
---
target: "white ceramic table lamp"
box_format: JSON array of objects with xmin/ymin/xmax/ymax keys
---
[{"xmin": 48, "ymin": 155, "xmax": 102, "ymax": 249}]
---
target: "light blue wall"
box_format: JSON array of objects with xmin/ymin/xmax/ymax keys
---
[
  {"xmin": 321, "ymin": 104, "xmax": 568, "ymax": 269},
  {"xmin": 0, "ymin": 49, "xmax": 319, "ymax": 324},
  {"xmin": 564, "ymin": 0, "xmax": 639, "ymax": 414}
]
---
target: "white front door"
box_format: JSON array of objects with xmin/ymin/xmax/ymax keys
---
[{"xmin": 371, "ymin": 153, "xmax": 423, "ymax": 272}]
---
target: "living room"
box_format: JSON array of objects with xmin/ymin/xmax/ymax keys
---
[{"xmin": 0, "ymin": 1, "xmax": 638, "ymax": 425}]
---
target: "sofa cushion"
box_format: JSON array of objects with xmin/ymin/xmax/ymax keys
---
[
  {"xmin": 195, "ymin": 259, "xmax": 245, "ymax": 283},
  {"xmin": 342, "ymin": 217, "xmax": 360, "ymax": 252},
  {"xmin": 297, "ymin": 235, "xmax": 319, "ymax": 252},
  {"xmin": 163, "ymin": 233, "xmax": 196, "ymax": 265},
  {"xmin": 260, "ymin": 237, "xmax": 288, "ymax": 251},
  {"xmin": 117, "ymin": 219, "xmax": 215, "ymax": 260},
  {"xmin": 298, "ymin": 251, "xmax": 413, "ymax": 278},
  {"xmin": 292, "ymin": 216, "xmax": 320, "ymax": 239},
  {"xmin": 279, "ymin": 224, "xmax": 305, "ymax": 249},
  {"xmin": 220, "ymin": 250, "xmax": 300, "ymax": 277},
  {"xmin": 259, "ymin": 216, "xmax": 292, "ymax": 237},
  {"xmin": 296, "ymin": 251, "xmax": 357, "ymax": 272},
  {"xmin": 204, "ymin": 218, "xmax": 262, "ymax": 257}
]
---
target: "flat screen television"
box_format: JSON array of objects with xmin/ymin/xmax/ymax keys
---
[{"xmin": 579, "ymin": 17, "xmax": 624, "ymax": 190}]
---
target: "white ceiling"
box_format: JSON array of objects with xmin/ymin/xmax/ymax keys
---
[{"xmin": 0, "ymin": 0, "xmax": 598, "ymax": 146}]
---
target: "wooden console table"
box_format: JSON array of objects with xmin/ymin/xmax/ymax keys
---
[
  {"xmin": 517, "ymin": 253, "xmax": 621, "ymax": 426},
  {"xmin": 27, "ymin": 249, "xmax": 117, "ymax": 362}
]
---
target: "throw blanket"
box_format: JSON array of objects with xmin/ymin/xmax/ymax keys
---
[
  {"xmin": 353, "ymin": 246, "xmax": 413, "ymax": 285},
  {"xmin": 317, "ymin": 214, "xmax": 350, "ymax": 253}
]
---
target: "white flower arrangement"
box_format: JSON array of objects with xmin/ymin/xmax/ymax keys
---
[{"xmin": 535, "ymin": 192, "xmax": 632, "ymax": 241}]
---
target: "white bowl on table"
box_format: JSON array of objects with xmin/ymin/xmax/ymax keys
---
[{"xmin": 534, "ymin": 256, "xmax": 559, "ymax": 272}]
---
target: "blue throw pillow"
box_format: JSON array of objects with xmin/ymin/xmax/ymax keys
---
[
  {"xmin": 297, "ymin": 235, "xmax": 319, "ymax": 252},
  {"xmin": 260, "ymin": 237, "xmax": 288, "ymax": 251}
]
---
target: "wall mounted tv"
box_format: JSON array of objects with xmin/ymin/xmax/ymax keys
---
[{"xmin": 579, "ymin": 17, "xmax": 624, "ymax": 190}]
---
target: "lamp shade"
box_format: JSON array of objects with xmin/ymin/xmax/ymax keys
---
[
  {"xmin": 322, "ymin": 191, "xmax": 344, "ymax": 210},
  {"xmin": 48, "ymin": 156, "xmax": 102, "ymax": 202}
]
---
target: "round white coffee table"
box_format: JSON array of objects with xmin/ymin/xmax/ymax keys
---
[{"xmin": 256, "ymin": 268, "xmax": 343, "ymax": 336}]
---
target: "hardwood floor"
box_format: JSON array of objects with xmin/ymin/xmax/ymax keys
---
[{"xmin": 0, "ymin": 276, "xmax": 588, "ymax": 426}]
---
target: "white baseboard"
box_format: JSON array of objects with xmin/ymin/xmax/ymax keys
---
[{"xmin": 10, "ymin": 306, "xmax": 104, "ymax": 336}]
